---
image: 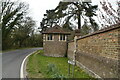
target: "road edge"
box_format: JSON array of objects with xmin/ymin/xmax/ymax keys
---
[{"xmin": 20, "ymin": 51, "xmax": 36, "ymax": 79}]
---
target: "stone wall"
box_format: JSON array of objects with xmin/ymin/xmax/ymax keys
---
[
  {"xmin": 67, "ymin": 41, "xmax": 75, "ymax": 59},
  {"xmin": 67, "ymin": 24, "xmax": 120, "ymax": 78},
  {"xmin": 43, "ymin": 34, "xmax": 67, "ymax": 57}
]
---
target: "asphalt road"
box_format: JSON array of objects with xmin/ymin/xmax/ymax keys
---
[{"xmin": 2, "ymin": 48, "xmax": 42, "ymax": 78}]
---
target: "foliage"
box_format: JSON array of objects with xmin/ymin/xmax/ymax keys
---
[
  {"xmin": 1, "ymin": 0, "xmax": 27, "ymax": 50},
  {"xmin": 26, "ymin": 50, "xmax": 92, "ymax": 78},
  {"xmin": 1, "ymin": 0, "xmax": 42, "ymax": 50},
  {"xmin": 40, "ymin": 1, "xmax": 99, "ymax": 33},
  {"xmin": 47, "ymin": 64, "xmax": 65, "ymax": 78},
  {"xmin": 81, "ymin": 24, "xmax": 92, "ymax": 35},
  {"xmin": 47, "ymin": 64, "xmax": 58, "ymax": 74},
  {"xmin": 12, "ymin": 17, "xmax": 35, "ymax": 47}
]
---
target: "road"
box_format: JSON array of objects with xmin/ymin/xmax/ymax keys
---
[{"xmin": 2, "ymin": 48, "xmax": 42, "ymax": 78}]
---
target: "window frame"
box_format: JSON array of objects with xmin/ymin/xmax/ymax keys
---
[
  {"xmin": 59, "ymin": 34, "xmax": 66, "ymax": 41},
  {"xmin": 47, "ymin": 34, "xmax": 54, "ymax": 41}
]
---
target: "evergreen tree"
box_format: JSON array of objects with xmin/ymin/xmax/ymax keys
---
[{"xmin": 40, "ymin": 1, "xmax": 98, "ymax": 32}]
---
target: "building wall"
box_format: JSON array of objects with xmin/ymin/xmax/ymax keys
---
[
  {"xmin": 43, "ymin": 34, "xmax": 67, "ymax": 57},
  {"xmin": 67, "ymin": 25, "xmax": 120, "ymax": 78}
]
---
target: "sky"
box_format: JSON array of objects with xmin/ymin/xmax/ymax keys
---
[
  {"xmin": 10, "ymin": 0, "xmax": 118, "ymax": 30},
  {"xmin": 20, "ymin": 0, "xmax": 61, "ymax": 28}
]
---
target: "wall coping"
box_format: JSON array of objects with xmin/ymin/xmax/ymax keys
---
[{"xmin": 77, "ymin": 23, "xmax": 120, "ymax": 40}]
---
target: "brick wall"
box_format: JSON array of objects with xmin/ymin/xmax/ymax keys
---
[
  {"xmin": 67, "ymin": 24, "xmax": 120, "ymax": 78},
  {"xmin": 43, "ymin": 34, "xmax": 67, "ymax": 57}
]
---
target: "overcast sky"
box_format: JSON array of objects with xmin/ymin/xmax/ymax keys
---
[{"xmin": 10, "ymin": 0, "xmax": 118, "ymax": 29}]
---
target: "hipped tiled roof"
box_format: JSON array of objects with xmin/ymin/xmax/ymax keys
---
[{"xmin": 42, "ymin": 25, "xmax": 71, "ymax": 34}]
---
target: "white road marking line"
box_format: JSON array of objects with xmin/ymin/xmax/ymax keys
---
[{"xmin": 20, "ymin": 51, "xmax": 36, "ymax": 79}]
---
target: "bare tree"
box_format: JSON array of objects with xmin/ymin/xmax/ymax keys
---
[
  {"xmin": 13, "ymin": 17, "xmax": 35, "ymax": 47},
  {"xmin": 98, "ymin": 0, "xmax": 120, "ymax": 28}
]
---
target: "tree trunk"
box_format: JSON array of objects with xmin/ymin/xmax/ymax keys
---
[{"xmin": 78, "ymin": 13, "xmax": 81, "ymax": 29}]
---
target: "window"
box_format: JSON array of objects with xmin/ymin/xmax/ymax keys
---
[
  {"xmin": 60, "ymin": 34, "xmax": 66, "ymax": 41},
  {"xmin": 47, "ymin": 34, "xmax": 53, "ymax": 40}
]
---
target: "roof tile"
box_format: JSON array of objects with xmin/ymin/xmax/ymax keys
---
[{"xmin": 42, "ymin": 25, "xmax": 71, "ymax": 34}]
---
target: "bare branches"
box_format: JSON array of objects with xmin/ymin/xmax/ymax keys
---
[
  {"xmin": 98, "ymin": 0, "xmax": 120, "ymax": 28},
  {"xmin": 117, "ymin": 1, "xmax": 120, "ymax": 23}
]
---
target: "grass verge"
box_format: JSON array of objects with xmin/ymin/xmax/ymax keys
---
[{"xmin": 26, "ymin": 50, "xmax": 94, "ymax": 78}]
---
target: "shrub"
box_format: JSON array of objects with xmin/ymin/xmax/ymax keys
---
[{"xmin": 46, "ymin": 64, "xmax": 66, "ymax": 78}]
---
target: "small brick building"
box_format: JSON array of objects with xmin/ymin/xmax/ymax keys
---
[{"xmin": 42, "ymin": 25, "xmax": 70, "ymax": 57}]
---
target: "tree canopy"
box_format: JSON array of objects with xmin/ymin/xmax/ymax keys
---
[
  {"xmin": 1, "ymin": 0, "xmax": 42, "ymax": 50},
  {"xmin": 40, "ymin": 1, "xmax": 99, "ymax": 33}
]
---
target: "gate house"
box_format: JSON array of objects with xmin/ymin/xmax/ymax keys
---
[{"xmin": 42, "ymin": 25, "xmax": 70, "ymax": 57}]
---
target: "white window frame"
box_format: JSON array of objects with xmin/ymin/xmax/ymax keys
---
[
  {"xmin": 59, "ymin": 34, "xmax": 67, "ymax": 41},
  {"xmin": 46, "ymin": 34, "xmax": 54, "ymax": 41}
]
